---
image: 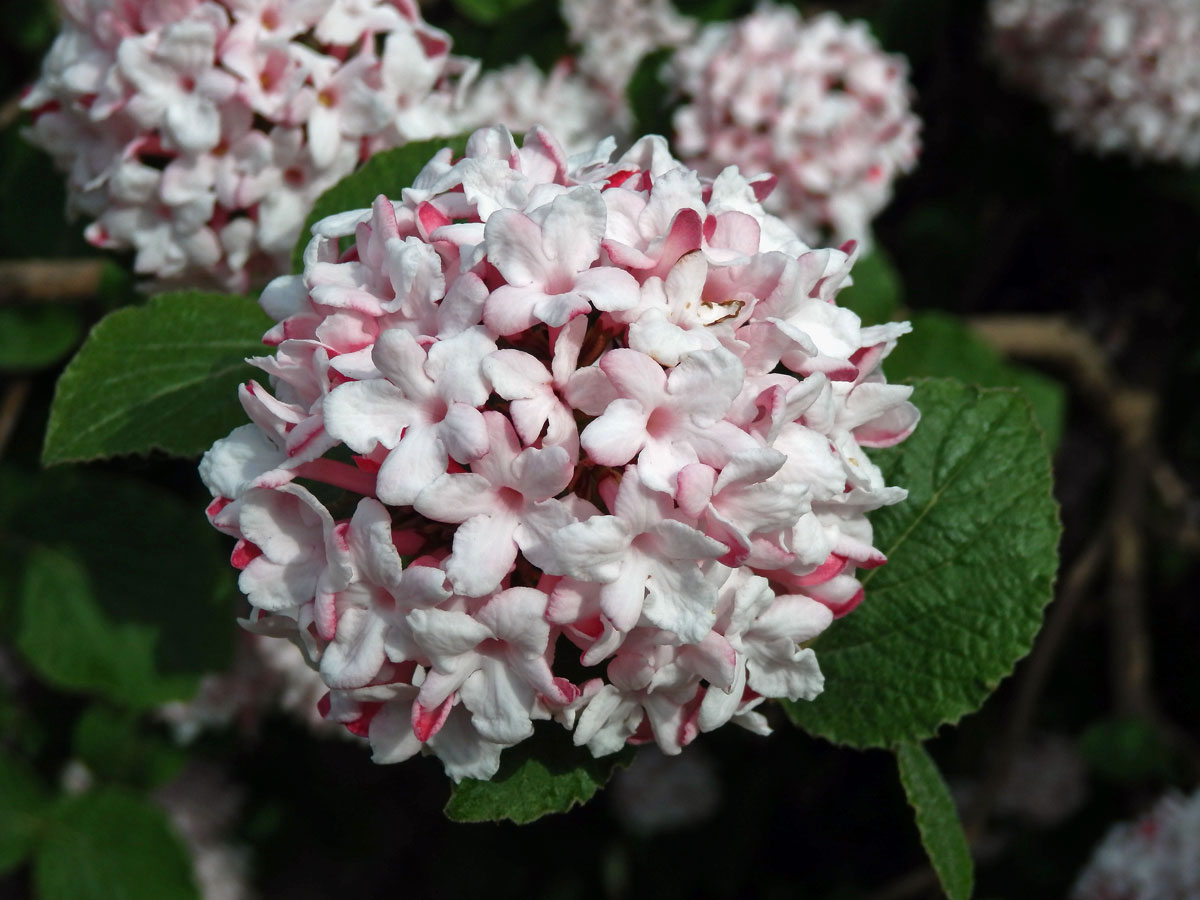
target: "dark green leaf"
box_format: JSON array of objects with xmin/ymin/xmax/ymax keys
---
[
  {"xmin": 785, "ymin": 379, "xmax": 1060, "ymax": 747},
  {"xmin": 445, "ymin": 729, "xmax": 635, "ymax": 824},
  {"xmin": 0, "ymin": 127, "xmax": 93, "ymax": 260},
  {"xmin": 885, "ymin": 311, "xmax": 1066, "ymax": 450},
  {"xmin": 1079, "ymin": 716, "xmax": 1178, "ymax": 784},
  {"xmin": 73, "ymin": 705, "xmax": 187, "ymax": 789},
  {"xmin": 451, "ymin": 0, "xmax": 535, "ymax": 24},
  {"xmin": 35, "ymin": 789, "xmax": 199, "ymax": 900},
  {"xmin": 16, "ymin": 546, "xmax": 199, "ymax": 709},
  {"xmin": 896, "ymin": 742, "xmax": 974, "ymax": 900},
  {"xmin": 5, "ymin": 467, "xmax": 234, "ymax": 708},
  {"xmin": 627, "ymin": 48, "xmax": 677, "ymax": 141},
  {"xmin": 0, "ymin": 307, "xmax": 85, "ymax": 371},
  {"xmin": 0, "ymin": 747, "xmax": 50, "ymax": 875},
  {"xmin": 842, "ymin": 249, "xmax": 903, "ymax": 327},
  {"xmin": 42, "ymin": 291, "xmax": 271, "ymax": 464},
  {"xmin": 292, "ymin": 136, "xmax": 471, "ymax": 272}
]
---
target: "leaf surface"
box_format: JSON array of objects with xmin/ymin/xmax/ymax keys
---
[
  {"xmin": 35, "ymin": 789, "xmax": 198, "ymax": 900},
  {"xmin": 445, "ymin": 730, "xmax": 634, "ymax": 824},
  {"xmin": 896, "ymin": 741, "xmax": 974, "ymax": 900},
  {"xmin": 785, "ymin": 379, "xmax": 1060, "ymax": 747},
  {"xmin": 43, "ymin": 292, "xmax": 270, "ymax": 463}
]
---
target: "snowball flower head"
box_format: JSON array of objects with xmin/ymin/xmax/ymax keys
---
[
  {"xmin": 451, "ymin": 58, "xmax": 614, "ymax": 156},
  {"xmin": 990, "ymin": 0, "xmax": 1200, "ymax": 163},
  {"xmin": 1072, "ymin": 786, "xmax": 1200, "ymax": 899},
  {"xmin": 560, "ymin": 0, "xmax": 695, "ymax": 127},
  {"xmin": 670, "ymin": 5, "xmax": 920, "ymax": 246},
  {"xmin": 22, "ymin": 0, "xmax": 471, "ymax": 290},
  {"xmin": 200, "ymin": 124, "xmax": 918, "ymax": 781}
]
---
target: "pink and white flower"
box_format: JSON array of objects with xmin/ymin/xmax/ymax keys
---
[
  {"xmin": 669, "ymin": 4, "xmax": 921, "ymax": 246},
  {"xmin": 1072, "ymin": 786, "xmax": 1200, "ymax": 899},
  {"xmin": 23, "ymin": 0, "xmax": 472, "ymax": 290},
  {"xmin": 200, "ymin": 124, "xmax": 916, "ymax": 781},
  {"xmin": 990, "ymin": 0, "xmax": 1200, "ymax": 163}
]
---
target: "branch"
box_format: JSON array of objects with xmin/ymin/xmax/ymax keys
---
[
  {"xmin": 0, "ymin": 93, "xmax": 21, "ymax": 131},
  {"xmin": 0, "ymin": 378, "xmax": 31, "ymax": 462},
  {"xmin": 0, "ymin": 259, "xmax": 108, "ymax": 304}
]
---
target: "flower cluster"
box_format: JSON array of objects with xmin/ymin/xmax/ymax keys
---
[
  {"xmin": 560, "ymin": 0, "xmax": 695, "ymax": 127},
  {"xmin": 1072, "ymin": 786, "xmax": 1200, "ymax": 899},
  {"xmin": 990, "ymin": 0, "xmax": 1200, "ymax": 163},
  {"xmin": 200, "ymin": 124, "xmax": 917, "ymax": 781},
  {"xmin": 670, "ymin": 5, "xmax": 920, "ymax": 246},
  {"xmin": 155, "ymin": 765, "xmax": 254, "ymax": 900},
  {"xmin": 158, "ymin": 632, "xmax": 335, "ymax": 742},
  {"xmin": 451, "ymin": 59, "xmax": 613, "ymax": 156},
  {"xmin": 21, "ymin": 0, "xmax": 471, "ymax": 290}
]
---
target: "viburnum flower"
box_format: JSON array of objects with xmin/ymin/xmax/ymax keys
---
[
  {"xmin": 669, "ymin": 4, "xmax": 921, "ymax": 246},
  {"xmin": 560, "ymin": 0, "xmax": 695, "ymax": 128},
  {"xmin": 451, "ymin": 58, "xmax": 615, "ymax": 155},
  {"xmin": 22, "ymin": 0, "xmax": 472, "ymax": 290},
  {"xmin": 200, "ymin": 124, "xmax": 918, "ymax": 781},
  {"xmin": 990, "ymin": 0, "xmax": 1200, "ymax": 163},
  {"xmin": 1071, "ymin": 786, "xmax": 1200, "ymax": 899},
  {"xmin": 154, "ymin": 765, "xmax": 254, "ymax": 900}
]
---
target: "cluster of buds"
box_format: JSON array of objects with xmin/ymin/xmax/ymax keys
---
[
  {"xmin": 670, "ymin": 4, "xmax": 920, "ymax": 246},
  {"xmin": 1072, "ymin": 787, "xmax": 1200, "ymax": 899},
  {"xmin": 199, "ymin": 125, "xmax": 917, "ymax": 781},
  {"xmin": 990, "ymin": 0, "xmax": 1200, "ymax": 164},
  {"xmin": 21, "ymin": 0, "xmax": 472, "ymax": 290}
]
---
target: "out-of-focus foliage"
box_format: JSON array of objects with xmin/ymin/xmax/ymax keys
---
[{"xmin": 1, "ymin": 467, "xmax": 235, "ymax": 708}]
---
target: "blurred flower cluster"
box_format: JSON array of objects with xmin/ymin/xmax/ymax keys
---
[
  {"xmin": 990, "ymin": 0, "xmax": 1200, "ymax": 163},
  {"xmin": 22, "ymin": 0, "xmax": 926, "ymax": 292},
  {"xmin": 1072, "ymin": 786, "xmax": 1200, "ymax": 899},
  {"xmin": 670, "ymin": 4, "xmax": 921, "ymax": 246},
  {"xmin": 21, "ymin": 0, "xmax": 473, "ymax": 290},
  {"xmin": 199, "ymin": 124, "xmax": 917, "ymax": 780}
]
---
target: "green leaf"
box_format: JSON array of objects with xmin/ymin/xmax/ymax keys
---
[
  {"xmin": 885, "ymin": 311, "xmax": 1066, "ymax": 451},
  {"xmin": 73, "ymin": 706, "xmax": 187, "ymax": 789},
  {"xmin": 451, "ymin": 0, "xmax": 535, "ymax": 24},
  {"xmin": 784, "ymin": 379, "xmax": 1060, "ymax": 747},
  {"xmin": 16, "ymin": 546, "xmax": 204, "ymax": 709},
  {"xmin": 35, "ymin": 789, "xmax": 199, "ymax": 900},
  {"xmin": 1079, "ymin": 716, "xmax": 1178, "ymax": 784},
  {"xmin": 896, "ymin": 742, "xmax": 974, "ymax": 900},
  {"xmin": 42, "ymin": 291, "xmax": 271, "ymax": 464},
  {"xmin": 445, "ymin": 729, "xmax": 635, "ymax": 824},
  {"xmin": 0, "ymin": 307, "xmax": 85, "ymax": 371},
  {"xmin": 0, "ymin": 126, "xmax": 93, "ymax": 260},
  {"xmin": 5, "ymin": 467, "xmax": 234, "ymax": 708},
  {"xmin": 842, "ymin": 249, "xmax": 903, "ymax": 327},
  {"xmin": 627, "ymin": 48, "xmax": 677, "ymax": 141},
  {"xmin": 292, "ymin": 135, "xmax": 471, "ymax": 272},
  {"xmin": 0, "ymin": 747, "xmax": 51, "ymax": 875}
]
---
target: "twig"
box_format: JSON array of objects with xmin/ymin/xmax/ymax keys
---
[
  {"xmin": 970, "ymin": 315, "xmax": 1165, "ymax": 719},
  {"xmin": 964, "ymin": 529, "xmax": 1111, "ymax": 837},
  {"xmin": 0, "ymin": 259, "xmax": 107, "ymax": 304},
  {"xmin": 1109, "ymin": 433, "xmax": 1155, "ymax": 719},
  {"xmin": 863, "ymin": 866, "xmax": 937, "ymax": 900},
  {"xmin": 0, "ymin": 93, "xmax": 21, "ymax": 131},
  {"xmin": 0, "ymin": 379, "xmax": 32, "ymax": 462}
]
